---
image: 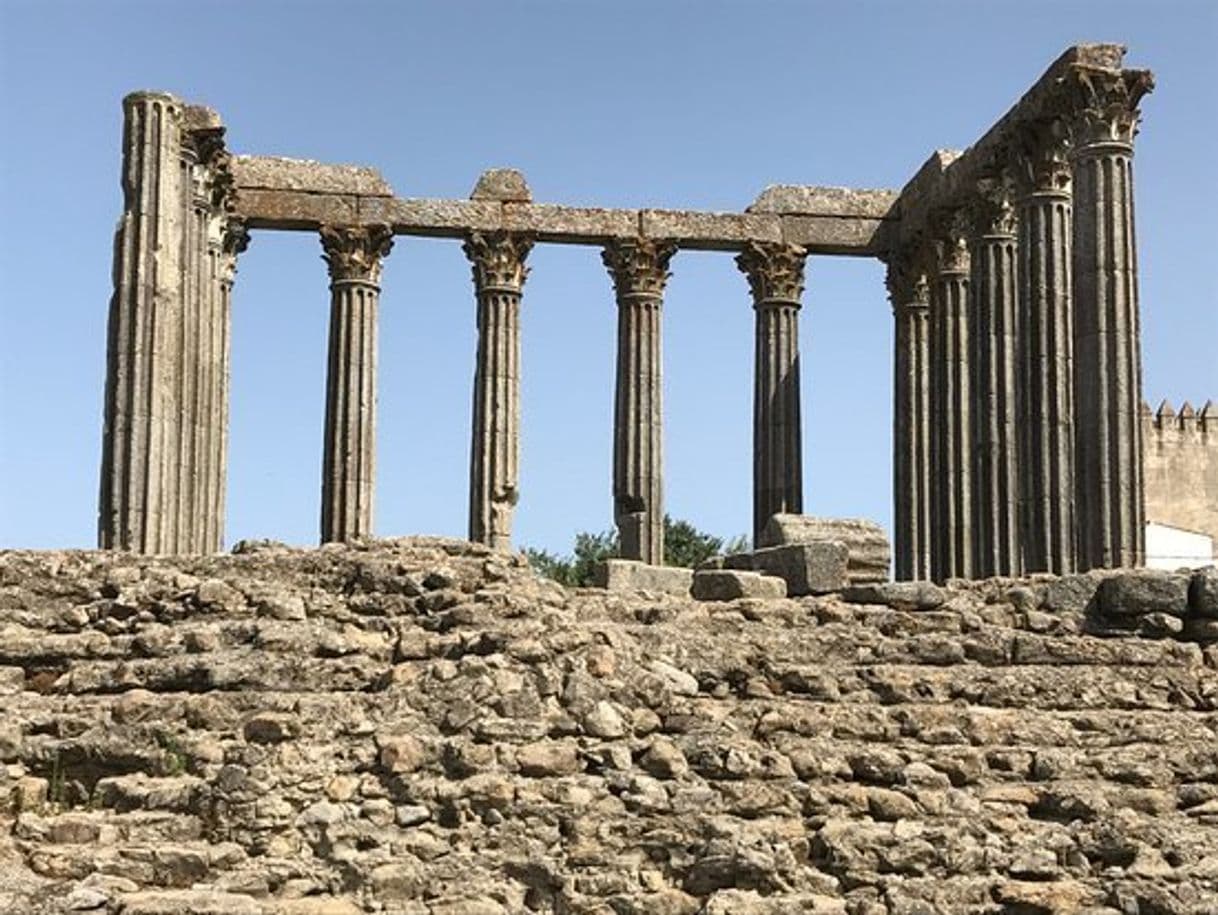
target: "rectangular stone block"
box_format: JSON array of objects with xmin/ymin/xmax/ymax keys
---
[
  {"xmin": 379, "ymin": 198, "xmax": 504, "ymax": 236},
  {"xmin": 592, "ymin": 560, "xmax": 692, "ymax": 597},
  {"xmin": 691, "ymin": 569, "xmax": 787, "ymax": 602},
  {"xmin": 232, "ymin": 155, "xmax": 394, "ymax": 196},
  {"xmin": 749, "ymin": 543, "xmax": 849, "ymax": 596},
  {"xmin": 501, "ymin": 203, "xmax": 639, "ymax": 241},
  {"xmin": 749, "ymin": 185, "xmax": 899, "ymax": 218},
  {"xmin": 640, "ymin": 209, "xmax": 782, "ymax": 249},
  {"xmin": 760, "ymin": 515, "xmax": 890, "ymax": 584},
  {"xmin": 779, "ymin": 215, "xmax": 888, "ymax": 256},
  {"xmin": 233, "ymin": 188, "xmax": 359, "ymax": 230}
]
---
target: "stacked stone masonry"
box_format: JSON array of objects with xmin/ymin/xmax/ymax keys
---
[
  {"xmin": 101, "ymin": 45, "xmax": 1158, "ymax": 581},
  {"xmin": 3, "ymin": 539, "xmax": 1218, "ymax": 913},
  {"xmin": 1143, "ymin": 401, "xmax": 1218, "ymax": 560}
]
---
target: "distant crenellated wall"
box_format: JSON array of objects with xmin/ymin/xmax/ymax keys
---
[{"xmin": 1143, "ymin": 400, "xmax": 1218, "ymax": 559}]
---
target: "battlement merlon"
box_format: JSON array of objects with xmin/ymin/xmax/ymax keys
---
[
  {"xmin": 226, "ymin": 155, "xmax": 899, "ymax": 255},
  {"xmin": 893, "ymin": 43, "xmax": 1154, "ymax": 247}
]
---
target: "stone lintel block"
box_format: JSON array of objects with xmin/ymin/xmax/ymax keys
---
[
  {"xmin": 234, "ymin": 188, "xmax": 359, "ymax": 230},
  {"xmin": 377, "ymin": 198, "xmax": 504, "ymax": 237},
  {"xmin": 232, "ymin": 155, "xmax": 395, "ymax": 196},
  {"xmin": 780, "ymin": 215, "xmax": 888, "ymax": 256},
  {"xmin": 501, "ymin": 203, "xmax": 638, "ymax": 241},
  {"xmin": 471, "ymin": 168, "xmax": 531, "ymax": 202},
  {"xmin": 691, "ymin": 569, "xmax": 787, "ymax": 601},
  {"xmin": 760, "ymin": 514, "xmax": 890, "ymax": 584},
  {"xmin": 749, "ymin": 542, "xmax": 849, "ymax": 596},
  {"xmin": 592, "ymin": 559, "xmax": 692, "ymax": 597},
  {"xmin": 639, "ymin": 209, "xmax": 782, "ymax": 249},
  {"xmin": 749, "ymin": 185, "xmax": 899, "ymax": 218}
]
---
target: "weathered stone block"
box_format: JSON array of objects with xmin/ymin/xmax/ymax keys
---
[
  {"xmin": 232, "ymin": 155, "xmax": 394, "ymax": 196},
  {"xmin": 592, "ymin": 560, "xmax": 692, "ymax": 597},
  {"xmin": 1190, "ymin": 567, "xmax": 1218, "ymax": 618},
  {"xmin": 760, "ymin": 514, "xmax": 890, "ymax": 583},
  {"xmin": 748, "ymin": 542, "xmax": 848, "ymax": 595},
  {"xmin": 841, "ymin": 580, "xmax": 946, "ymax": 611},
  {"xmin": 1098, "ymin": 571, "xmax": 1190, "ymax": 618},
  {"xmin": 749, "ymin": 184, "xmax": 899, "ymax": 218},
  {"xmin": 691, "ymin": 569, "xmax": 786, "ymax": 601},
  {"xmin": 470, "ymin": 168, "xmax": 530, "ymax": 202}
]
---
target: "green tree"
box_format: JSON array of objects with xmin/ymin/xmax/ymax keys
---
[{"xmin": 525, "ymin": 516, "xmax": 746, "ymax": 586}]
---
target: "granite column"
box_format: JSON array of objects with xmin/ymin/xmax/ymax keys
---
[
  {"xmin": 465, "ymin": 232, "xmax": 533, "ymax": 551},
  {"xmin": 319, "ymin": 225, "xmax": 393, "ymax": 543},
  {"xmin": 737, "ymin": 242, "xmax": 807, "ymax": 546},
  {"xmin": 1015, "ymin": 121, "xmax": 1077, "ymax": 574},
  {"xmin": 1069, "ymin": 69, "xmax": 1154, "ymax": 570},
  {"xmin": 603, "ymin": 239, "xmax": 676, "ymax": 564}
]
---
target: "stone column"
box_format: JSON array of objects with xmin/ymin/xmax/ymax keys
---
[
  {"xmin": 319, "ymin": 225, "xmax": 393, "ymax": 543},
  {"xmin": 968, "ymin": 176, "xmax": 1022, "ymax": 577},
  {"xmin": 887, "ymin": 255, "xmax": 932, "ymax": 581},
  {"xmin": 1069, "ymin": 69, "xmax": 1154, "ymax": 570},
  {"xmin": 602, "ymin": 239, "xmax": 676, "ymax": 565},
  {"xmin": 464, "ymin": 232, "xmax": 533, "ymax": 551},
  {"xmin": 928, "ymin": 218, "xmax": 973, "ymax": 581},
  {"xmin": 210, "ymin": 219, "xmax": 248, "ymax": 553},
  {"xmin": 737, "ymin": 242, "xmax": 807, "ymax": 546},
  {"xmin": 1014, "ymin": 120, "xmax": 1076, "ymax": 574},
  {"xmin": 100, "ymin": 92, "xmax": 239, "ymax": 555}
]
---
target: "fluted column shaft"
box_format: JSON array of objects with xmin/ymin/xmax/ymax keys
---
[
  {"xmin": 929, "ymin": 226, "xmax": 973, "ymax": 581},
  {"xmin": 969, "ymin": 180, "xmax": 1022, "ymax": 577},
  {"xmin": 603, "ymin": 240, "xmax": 675, "ymax": 564},
  {"xmin": 465, "ymin": 232, "xmax": 532, "ymax": 551},
  {"xmin": 100, "ymin": 93, "xmax": 240, "ymax": 555},
  {"xmin": 1015, "ymin": 123, "xmax": 1076, "ymax": 574},
  {"xmin": 738, "ymin": 242, "xmax": 807, "ymax": 546},
  {"xmin": 1070, "ymin": 70, "xmax": 1153, "ymax": 570},
  {"xmin": 319, "ymin": 225, "xmax": 393, "ymax": 543},
  {"xmin": 888, "ymin": 259, "xmax": 932, "ymax": 580}
]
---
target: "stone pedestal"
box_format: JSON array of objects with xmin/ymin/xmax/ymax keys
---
[
  {"xmin": 465, "ymin": 232, "xmax": 532, "ymax": 551},
  {"xmin": 1070, "ymin": 70, "xmax": 1153, "ymax": 570},
  {"xmin": 1015, "ymin": 122, "xmax": 1077, "ymax": 574},
  {"xmin": 319, "ymin": 225, "xmax": 393, "ymax": 543},
  {"xmin": 969, "ymin": 178, "xmax": 1021, "ymax": 577},
  {"xmin": 737, "ymin": 242, "xmax": 807, "ymax": 546},
  {"xmin": 887, "ymin": 257, "xmax": 931, "ymax": 580},
  {"xmin": 99, "ymin": 92, "xmax": 241, "ymax": 554},
  {"xmin": 929, "ymin": 222, "xmax": 973, "ymax": 581},
  {"xmin": 602, "ymin": 239, "xmax": 676, "ymax": 564}
]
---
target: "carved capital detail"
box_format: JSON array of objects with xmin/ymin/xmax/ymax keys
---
[
  {"xmin": 970, "ymin": 174, "xmax": 1018, "ymax": 237},
  {"xmin": 320, "ymin": 225, "xmax": 394, "ymax": 285},
  {"xmin": 1066, "ymin": 67, "xmax": 1154, "ymax": 151},
  {"xmin": 1012, "ymin": 119, "xmax": 1072, "ymax": 197},
  {"xmin": 219, "ymin": 219, "xmax": 250, "ymax": 286},
  {"xmin": 602, "ymin": 238, "xmax": 677, "ymax": 299},
  {"xmin": 885, "ymin": 247, "xmax": 931, "ymax": 312},
  {"xmin": 463, "ymin": 231, "xmax": 533, "ymax": 293},
  {"xmin": 736, "ymin": 241, "xmax": 806, "ymax": 304},
  {"xmin": 930, "ymin": 212, "xmax": 971, "ymax": 275}
]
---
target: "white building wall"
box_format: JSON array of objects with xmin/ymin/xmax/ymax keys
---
[{"xmin": 1145, "ymin": 521, "xmax": 1214, "ymax": 570}]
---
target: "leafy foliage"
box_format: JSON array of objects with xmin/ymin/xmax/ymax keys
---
[{"xmin": 525, "ymin": 516, "xmax": 747, "ymax": 586}]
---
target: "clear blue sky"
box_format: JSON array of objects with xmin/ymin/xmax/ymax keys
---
[{"xmin": 1, "ymin": 0, "xmax": 1215, "ymax": 554}]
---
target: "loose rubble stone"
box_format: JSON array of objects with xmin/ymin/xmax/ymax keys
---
[
  {"xmin": 1098, "ymin": 570, "xmax": 1191, "ymax": 617},
  {"xmin": 592, "ymin": 559, "xmax": 693, "ymax": 596},
  {"xmin": 759, "ymin": 514, "xmax": 890, "ymax": 583},
  {"xmin": 747, "ymin": 543, "xmax": 848, "ymax": 595},
  {"xmin": 691, "ymin": 569, "xmax": 787, "ymax": 601}
]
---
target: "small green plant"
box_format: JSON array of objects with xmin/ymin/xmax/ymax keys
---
[
  {"xmin": 48, "ymin": 750, "xmax": 66, "ymax": 810},
  {"xmin": 156, "ymin": 731, "xmax": 187, "ymax": 776}
]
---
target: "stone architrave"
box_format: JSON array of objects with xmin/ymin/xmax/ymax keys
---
[
  {"xmin": 464, "ymin": 231, "xmax": 533, "ymax": 551},
  {"xmin": 928, "ymin": 216, "xmax": 973, "ymax": 582},
  {"xmin": 602, "ymin": 239, "xmax": 677, "ymax": 565},
  {"xmin": 968, "ymin": 175, "xmax": 1021, "ymax": 577},
  {"xmin": 886, "ymin": 252, "xmax": 932, "ymax": 581},
  {"xmin": 99, "ymin": 92, "xmax": 242, "ymax": 555},
  {"xmin": 1068, "ymin": 68, "xmax": 1154, "ymax": 571},
  {"xmin": 319, "ymin": 225, "xmax": 393, "ymax": 543},
  {"xmin": 736, "ymin": 241, "xmax": 807, "ymax": 546},
  {"xmin": 1013, "ymin": 119, "xmax": 1077, "ymax": 574}
]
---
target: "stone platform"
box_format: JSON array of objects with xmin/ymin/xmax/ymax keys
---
[{"xmin": 1, "ymin": 539, "xmax": 1216, "ymax": 914}]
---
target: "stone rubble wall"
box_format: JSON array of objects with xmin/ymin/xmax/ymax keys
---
[{"xmin": 1, "ymin": 539, "xmax": 1217, "ymax": 914}]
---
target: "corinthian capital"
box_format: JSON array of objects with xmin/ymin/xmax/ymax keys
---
[
  {"xmin": 463, "ymin": 232, "xmax": 533, "ymax": 292},
  {"xmin": 969, "ymin": 174, "xmax": 1018, "ymax": 238},
  {"xmin": 930, "ymin": 211, "xmax": 971, "ymax": 275},
  {"xmin": 1066, "ymin": 67, "xmax": 1154, "ymax": 151},
  {"xmin": 884, "ymin": 247, "xmax": 931, "ymax": 311},
  {"xmin": 320, "ymin": 225, "xmax": 394, "ymax": 285},
  {"xmin": 602, "ymin": 238, "xmax": 677, "ymax": 298},
  {"xmin": 1011, "ymin": 119, "xmax": 1072, "ymax": 197},
  {"xmin": 736, "ymin": 241, "xmax": 806, "ymax": 304}
]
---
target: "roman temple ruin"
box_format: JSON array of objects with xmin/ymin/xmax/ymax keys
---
[{"xmin": 98, "ymin": 44, "xmax": 1154, "ymax": 582}]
